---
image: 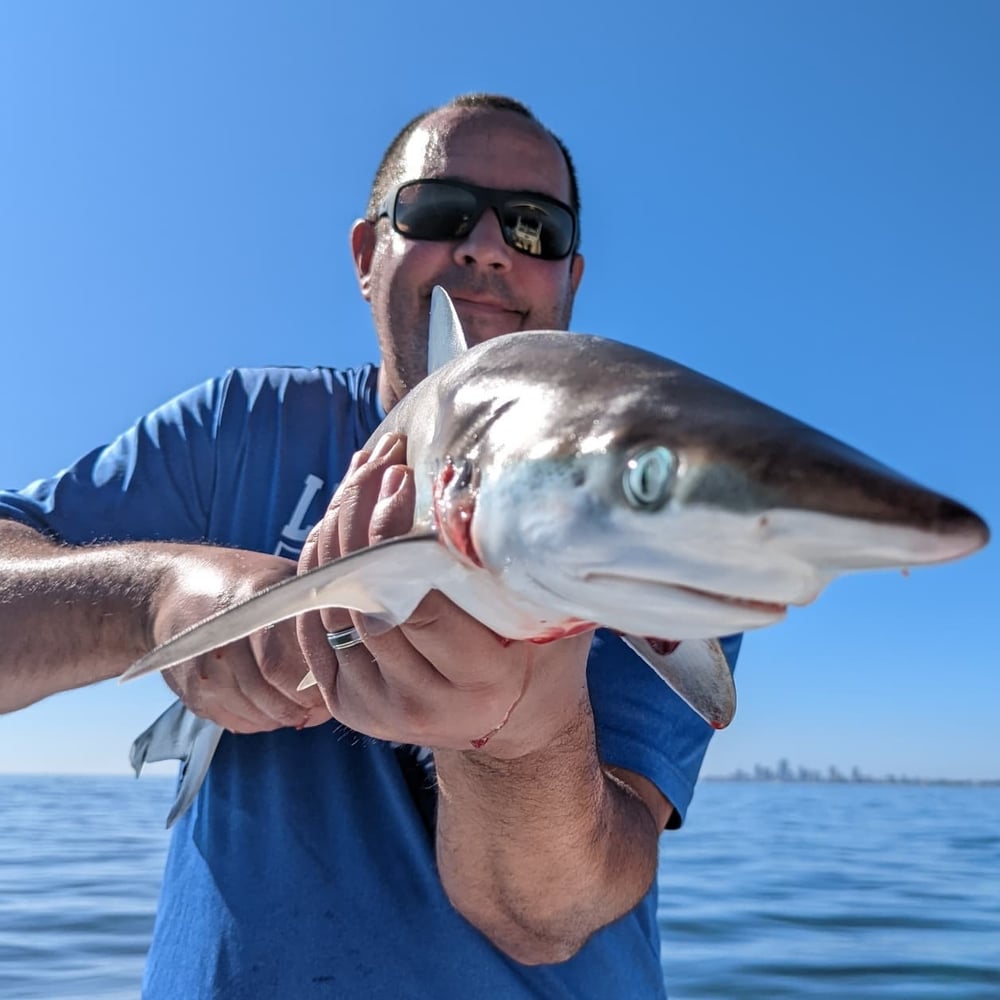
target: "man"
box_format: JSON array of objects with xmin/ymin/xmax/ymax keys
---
[{"xmin": 0, "ymin": 94, "xmax": 738, "ymax": 998}]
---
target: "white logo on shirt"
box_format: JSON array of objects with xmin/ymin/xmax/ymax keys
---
[{"xmin": 273, "ymin": 473, "xmax": 327, "ymax": 559}]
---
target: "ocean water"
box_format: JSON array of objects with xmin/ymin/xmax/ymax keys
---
[
  {"xmin": 0, "ymin": 776, "xmax": 174, "ymax": 1000},
  {"xmin": 0, "ymin": 778, "xmax": 997, "ymax": 999},
  {"xmin": 659, "ymin": 781, "xmax": 1000, "ymax": 999}
]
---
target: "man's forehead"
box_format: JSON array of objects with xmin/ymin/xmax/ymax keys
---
[{"xmin": 396, "ymin": 108, "xmax": 570, "ymax": 199}]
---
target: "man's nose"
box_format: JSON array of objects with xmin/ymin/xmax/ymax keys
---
[{"xmin": 452, "ymin": 209, "xmax": 513, "ymax": 270}]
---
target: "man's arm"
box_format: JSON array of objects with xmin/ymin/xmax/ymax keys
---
[
  {"xmin": 296, "ymin": 434, "xmax": 668, "ymax": 964},
  {"xmin": 434, "ymin": 705, "xmax": 666, "ymax": 965},
  {"xmin": 0, "ymin": 519, "xmax": 156, "ymax": 710},
  {"xmin": 0, "ymin": 519, "xmax": 326, "ymax": 730}
]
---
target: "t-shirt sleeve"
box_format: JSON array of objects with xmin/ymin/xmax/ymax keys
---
[
  {"xmin": 0, "ymin": 375, "xmax": 229, "ymax": 545},
  {"xmin": 587, "ymin": 629, "xmax": 741, "ymax": 828}
]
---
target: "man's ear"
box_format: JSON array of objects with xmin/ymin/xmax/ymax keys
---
[
  {"xmin": 570, "ymin": 252, "xmax": 585, "ymax": 295},
  {"xmin": 350, "ymin": 219, "xmax": 376, "ymax": 301}
]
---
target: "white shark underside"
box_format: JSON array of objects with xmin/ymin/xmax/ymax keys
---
[{"xmin": 125, "ymin": 288, "xmax": 989, "ymax": 827}]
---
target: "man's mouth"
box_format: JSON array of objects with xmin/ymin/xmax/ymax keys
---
[
  {"xmin": 449, "ymin": 296, "xmax": 526, "ymax": 340},
  {"xmin": 451, "ymin": 295, "xmax": 520, "ymax": 315}
]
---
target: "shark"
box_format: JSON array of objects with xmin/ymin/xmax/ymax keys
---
[{"xmin": 124, "ymin": 287, "xmax": 989, "ymax": 827}]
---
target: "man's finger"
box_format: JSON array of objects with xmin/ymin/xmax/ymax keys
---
[
  {"xmin": 336, "ymin": 435, "xmax": 408, "ymax": 558},
  {"xmin": 164, "ymin": 661, "xmax": 281, "ymax": 734},
  {"xmin": 298, "ymin": 524, "xmax": 320, "ymax": 575},
  {"xmin": 368, "ymin": 465, "xmax": 415, "ymax": 544}
]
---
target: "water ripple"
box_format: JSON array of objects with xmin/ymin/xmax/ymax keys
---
[
  {"xmin": 1, "ymin": 777, "xmax": 998, "ymax": 998},
  {"xmin": 659, "ymin": 782, "xmax": 1000, "ymax": 999}
]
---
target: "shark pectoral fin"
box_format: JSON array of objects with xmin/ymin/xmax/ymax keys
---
[
  {"xmin": 622, "ymin": 636, "xmax": 737, "ymax": 730},
  {"xmin": 129, "ymin": 699, "xmax": 224, "ymax": 828},
  {"xmin": 120, "ymin": 533, "xmax": 444, "ymax": 682},
  {"xmin": 294, "ymin": 540, "xmax": 469, "ymax": 692},
  {"xmin": 356, "ymin": 610, "xmax": 399, "ymax": 637}
]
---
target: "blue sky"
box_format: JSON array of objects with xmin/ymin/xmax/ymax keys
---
[{"xmin": 1, "ymin": 2, "xmax": 997, "ymax": 780}]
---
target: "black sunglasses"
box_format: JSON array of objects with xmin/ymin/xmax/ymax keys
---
[{"xmin": 375, "ymin": 178, "xmax": 578, "ymax": 261}]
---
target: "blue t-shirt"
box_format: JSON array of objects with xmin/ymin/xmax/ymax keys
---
[{"xmin": 0, "ymin": 365, "xmax": 739, "ymax": 999}]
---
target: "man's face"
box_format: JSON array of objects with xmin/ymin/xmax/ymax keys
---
[{"xmin": 352, "ymin": 108, "xmax": 585, "ymax": 411}]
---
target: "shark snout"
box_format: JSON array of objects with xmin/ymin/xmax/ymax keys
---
[{"xmin": 753, "ymin": 506, "xmax": 990, "ymax": 574}]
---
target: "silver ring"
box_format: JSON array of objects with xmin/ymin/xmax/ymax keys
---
[{"xmin": 326, "ymin": 626, "xmax": 364, "ymax": 651}]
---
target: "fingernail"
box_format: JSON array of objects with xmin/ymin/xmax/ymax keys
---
[{"xmin": 378, "ymin": 465, "xmax": 408, "ymax": 500}]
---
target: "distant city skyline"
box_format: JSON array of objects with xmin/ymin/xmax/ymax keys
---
[{"xmin": 707, "ymin": 758, "xmax": 1000, "ymax": 787}]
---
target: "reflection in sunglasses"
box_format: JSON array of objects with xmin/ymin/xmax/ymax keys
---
[{"xmin": 509, "ymin": 216, "xmax": 543, "ymax": 256}]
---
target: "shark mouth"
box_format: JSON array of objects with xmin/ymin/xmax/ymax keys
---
[
  {"xmin": 583, "ymin": 572, "xmax": 790, "ymax": 617},
  {"xmin": 667, "ymin": 582, "xmax": 789, "ymax": 616}
]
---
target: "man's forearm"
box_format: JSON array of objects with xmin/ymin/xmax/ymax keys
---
[
  {"xmin": 433, "ymin": 696, "xmax": 660, "ymax": 965},
  {"xmin": 0, "ymin": 520, "xmax": 170, "ymax": 711}
]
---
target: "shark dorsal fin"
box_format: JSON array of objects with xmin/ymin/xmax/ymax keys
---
[{"xmin": 428, "ymin": 286, "xmax": 469, "ymax": 373}]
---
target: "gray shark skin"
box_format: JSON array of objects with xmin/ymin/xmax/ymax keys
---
[{"xmin": 125, "ymin": 288, "xmax": 989, "ymax": 826}]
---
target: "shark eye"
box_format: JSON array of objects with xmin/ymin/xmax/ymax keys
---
[{"xmin": 623, "ymin": 447, "xmax": 676, "ymax": 510}]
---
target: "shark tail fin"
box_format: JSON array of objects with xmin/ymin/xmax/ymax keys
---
[{"xmin": 130, "ymin": 699, "xmax": 224, "ymax": 828}]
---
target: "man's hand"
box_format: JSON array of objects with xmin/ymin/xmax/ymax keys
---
[
  {"xmin": 296, "ymin": 432, "xmax": 594, "ymax": 754},
  {"xmin": 154, "ymin": 549, "xmax": 330, "ymax": 734}
]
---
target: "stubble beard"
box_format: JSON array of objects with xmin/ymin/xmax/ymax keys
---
[{"xmin": 376, "ymin": 276, "xmax": 576, "ymax": 406}]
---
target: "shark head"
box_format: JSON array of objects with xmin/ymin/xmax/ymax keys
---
[{"xmin": 433, "ymin": 326, "xmax": 989, "ymax": 640}]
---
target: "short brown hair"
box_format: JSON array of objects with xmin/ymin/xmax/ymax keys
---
[{"xmin": 366, "ymin": 93, "xmax": 582, "ymax": 248}]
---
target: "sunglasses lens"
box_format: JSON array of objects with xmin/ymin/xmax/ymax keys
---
[
  {"xmin": 393, "ymin": 182, "xmax": 479, "ymax": 241},
  {"xmin": 390, "ymin": 181, "xmax": 576, "ymax": 260},
  {"xmin": 498, "ymin": 198, "xmax": 575, "ymax": 259}
]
